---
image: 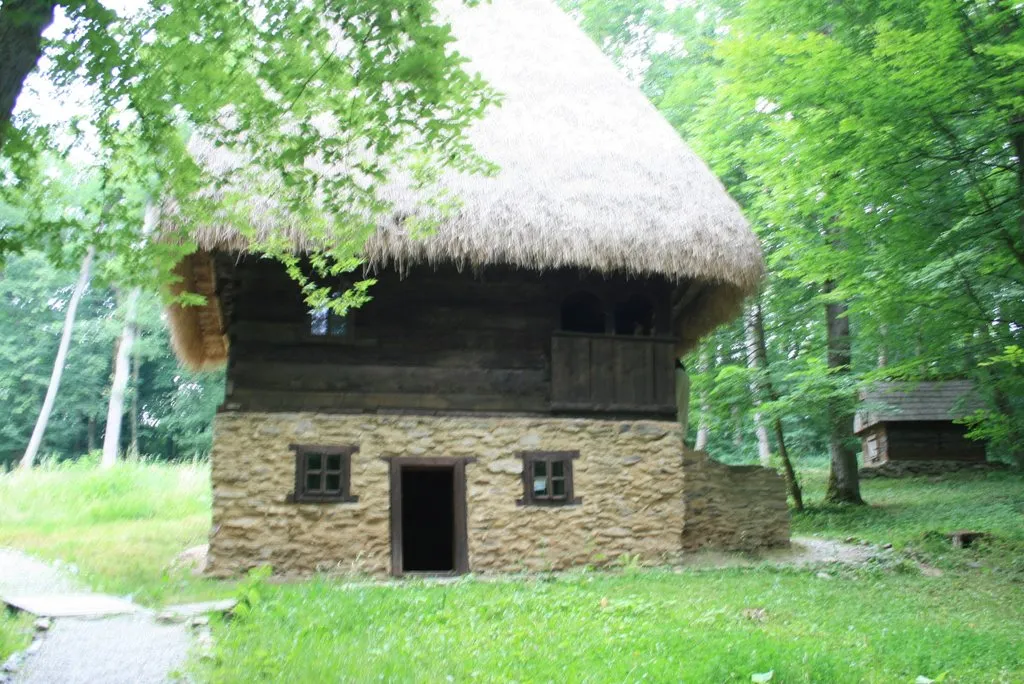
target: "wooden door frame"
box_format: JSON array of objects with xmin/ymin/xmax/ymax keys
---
[{"xmin": 386, "ymin": 457, "xmax": 472, "ymax": 577}]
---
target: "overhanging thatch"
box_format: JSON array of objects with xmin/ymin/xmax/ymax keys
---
[
  {"xmin": 166, "ymin": 0, "xmax": 763, "ymax": 369},
  {"xmin": 166, "ymin": 252, "xmax": 228, "ymax": 369}
]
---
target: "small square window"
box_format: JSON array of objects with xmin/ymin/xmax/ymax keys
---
[
  {"xmin": 289, "ymin": 445, "xmax": 359, "ymax": 503},
  {"xmin": 309, "ymin": 293, "xmax": 353, "ymax": 339},
  {"xmin": 519, "ymin": 451, "xmax": 580, "ymax": 506}
]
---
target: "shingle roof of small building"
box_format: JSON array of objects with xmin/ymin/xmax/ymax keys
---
[{"xmin": 853, "ymin": 381, "xmax": 985, "ymax": 434}]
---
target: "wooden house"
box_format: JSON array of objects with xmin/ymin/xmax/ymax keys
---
[
  {"xmin": 855, "ymin": 381, "xmax": 987, "ymax": 466},
  {"xmin": 164, "ymin": 0, "xmax": 790, "ymax": 577}
]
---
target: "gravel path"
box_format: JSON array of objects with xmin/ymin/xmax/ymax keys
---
[
  {"xmin": 0, "ymin": 548, "xmax": 192, "ymax": 684},
  {"xmin": 15, "ymin": 614, "xmax": 192, "ymax": 684},
  {"xmin": 0, "ymin": 549, "xmax": 79, "ymax": 596}
]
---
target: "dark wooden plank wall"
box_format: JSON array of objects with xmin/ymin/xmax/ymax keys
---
[
  {"xmin": 550, "ymin": 333, "xmax": 676, "ymax": 413},
  {"xmin": 882, "ymin": 422, "xmax": 987, "ymax": 462},
  {"xmin": 220, "ymin": 257, "xmax": 677, "ymax": 416}
]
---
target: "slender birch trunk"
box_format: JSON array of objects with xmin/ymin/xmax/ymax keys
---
[
  {"xmin": 100, "ymin": 202, "xmax": 158, "ymax": 468},
  {"xmin": 20, "ymin": 247, "xmax": 95, "ymax": 469},
  {"xmin": 694, "ymin": 349, "xmax": 711, "ymax": 451},
  {"xmin": 745, "ymin": 309, "xmax": 772, "ymax": 466},
  {"xmin": 101, "ymin": 287, "xmax": 140, "ymax": 469},
  {"xmin": 129, "ymin": 345, "xmax": 140, "ymax": 460},
  {"xmin": 749, "ymin": 300, "xmax": 803, "ymax": 510}
]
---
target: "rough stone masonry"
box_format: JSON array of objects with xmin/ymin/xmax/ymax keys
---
[{"xmin": 207, "ymin": 412, "xmax": 790, "ymax": 577}]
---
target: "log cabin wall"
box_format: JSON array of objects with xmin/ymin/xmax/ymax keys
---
[
  {"xmin": 217, "ymin": 255, "xmax": 678, "ymax": 417},
  {"xmin": 882, "ymin": 421, "xmax": 987, "ymax": 462},
  {"xmin": 860, "ymin": 425, "xmax": 888, "ymax": 466}
]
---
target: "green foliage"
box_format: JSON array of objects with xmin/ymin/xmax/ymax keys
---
[
  {"xmin": 231, "ymin": 565, "xmax": 275, "ymax": 620},
  {"xmin": 2, "ymin": 0, "xmax": 497, "ymax": 321},
  {"xmin": 572, "ymin": 0, "xmax": 1024, "ymax": 470}
]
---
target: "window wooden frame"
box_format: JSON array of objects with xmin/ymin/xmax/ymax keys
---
[
  {"xmin": 288, "ymin": 444, "xmax": 359, "ymax": 503},
  {"xmin": 518, "ymin": 451, "xmax": 581, "ymax": 506},
  {"xmin": 308, "ymin": 305, "xmax": 354, "ymax": 341}
]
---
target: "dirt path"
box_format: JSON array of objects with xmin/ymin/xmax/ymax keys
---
[
  {"xmin": 677, "ymin": 535, "xmax": 887, "ymax": 570},
  {"xmin": 0, "ymin": 549, "xmax": 192, "ymax": 684}
]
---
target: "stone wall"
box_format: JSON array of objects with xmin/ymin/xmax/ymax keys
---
[
  {"xmin": 859, "ymin": 460, "xmax": 1009, "ymax": 479},
  {"xmin": 207, "ymin": 412, "xmax": 789, "ymax": 577},
  {"xmin": 208, "ymin": 413, "xmax": 690, "ymax": 577},
  {"xmin": 680, "ymin": 450, "xmax": 790, "ymax": 551}
]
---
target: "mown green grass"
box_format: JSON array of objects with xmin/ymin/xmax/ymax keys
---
[
  {"xmin": 0, "ymin": 459, "xmax": 226, "ymax": 606},
  {"xmin": 207, "ymin": 568, "xmax": 1023, "ymax": 683},
  {"xmin": 794, "ymin": 469, "xmax": 1024, "ymax": 547},
  {"xmin": 207, "ymin": 469, "xmax": 1024, "ymax": 683},
  {"xmin": 0, "ymin": 612, "xmax": 32, "ymax": 665}
]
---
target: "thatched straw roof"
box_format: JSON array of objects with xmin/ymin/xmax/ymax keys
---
[{"xmin": 167, "ymin": 0, "xmax": 763, "ymax": 369}]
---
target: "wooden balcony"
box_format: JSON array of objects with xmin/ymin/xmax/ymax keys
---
[{"xmin": 550, "ymin": 332, "xmax": 677, "ymax": 416}]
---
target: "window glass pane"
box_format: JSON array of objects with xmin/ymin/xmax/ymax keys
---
[
  {"xmin": 306, "ymin": 454, "xmax": 322, "ymax": 471},
  {"xmin": 533, "ymin": 476, "xmax": 548, "ymax": 496},
  {"xmin": 310, "ymin": 307, "xmax": 328, "ymax": 336},
  {"xmin": 306, "ymin": 473, "xmax": 321, "ymax": 492},
  {"xmin": 552, "ymin": 478, "xmax": 566, "ymax": 497},
  {"xmin": 328, "ymin": 314, "xmax": 348, "ymax": 337},
  {"xmin": 326, "ymin": 454, "xmax": 342, "ymax": 471},
  {"xmin": 325, "ymin": 474, "xmax": 341, "ymax": 492},
  {"xmin": 551, "ymin": 460, "xmax": 565, "ymax": 477},
  {"xmin": 533, "ymin": 460, "xmax": 546, "ymax": 478}
]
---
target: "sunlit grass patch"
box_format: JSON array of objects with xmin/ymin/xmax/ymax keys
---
[
  {"xmin": 0, "ymin": 459, "xmax": 229, "ymax": 605},
  {"xmin": 0, "ymin": 612, "xmax": 32, "ymax": 663},
  {"xmin": 206, "ymin": 568, "xmax": 1024, "ymax": 683}
]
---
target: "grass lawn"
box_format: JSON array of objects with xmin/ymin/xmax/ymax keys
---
[
  {"xmin": 208, "ymin": 568, "xmax": 1022, "ymax": 683},
  {"xmin": 1, "ymin": 461, "xmax": 1022, "ymax": 681},
  {"xmin": 0, "ymin": 459, "xmax": 226, "ymax": 605},
  {"xmin": 207, "ymin": 469, "xmax": 1024, "ymax": 683}
]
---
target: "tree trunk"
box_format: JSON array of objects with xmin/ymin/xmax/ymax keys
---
[
  {"xmin": 744, "ymin": 306, "xmax": 772, "ymax": 466},
  {"xmin": 101, "ymin": 287, "xmax": 140, "ymax": 469},
  {"xmin": 20, "ymin": 247, "xmax": 94, "ymax": 469},
  {"xmin": 824, "ymin": 284, "xmax": 864, "ymax": 504},
  {"xmin": 129, "ymin": 345, "xmax": 140, "ymax": 460},
  {"xmin": 86, "ymin": 416, "xmax": 97, "ymax": 453},
  {"xmin": 1012, "ymin": 121, "xmax": 1024, "ymax": 245},
  {"xmin": 753, "ymin": 413, "xmax": 771, "ymax": 465},
  {"xmin": 731, "ymin": 404, "xmax": 743, "ymax": 447},
  {"xmin": 748, "ymin": 300, "xmax": 803, "ymax": 510},
  {"xmin": 694, "ymin": 349, "xmax": 711, "ymax": 450},
  {"xmin": 675, "ymin": 362, "xmax": 691, "ymax": 438},
  {"xmin": 0, "ymin": 0, "xmax": 58, "ymax": 151},
  {"xmin": 877, "ymin": 324, "xmax": 888, "ymax": 369}
]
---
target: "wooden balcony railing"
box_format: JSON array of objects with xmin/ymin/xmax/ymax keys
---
[{"xmin": 550, "ymin": 332, "xmax": 677, "ymax": 415}]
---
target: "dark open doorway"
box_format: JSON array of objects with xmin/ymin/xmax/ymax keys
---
[
  {"xmin": 389, "ymin": 458, "xmax": 469, "ymax": 576},
  {"xmin": 401, "ymin": 467, "xmax": 454, "ymax": 572}
]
